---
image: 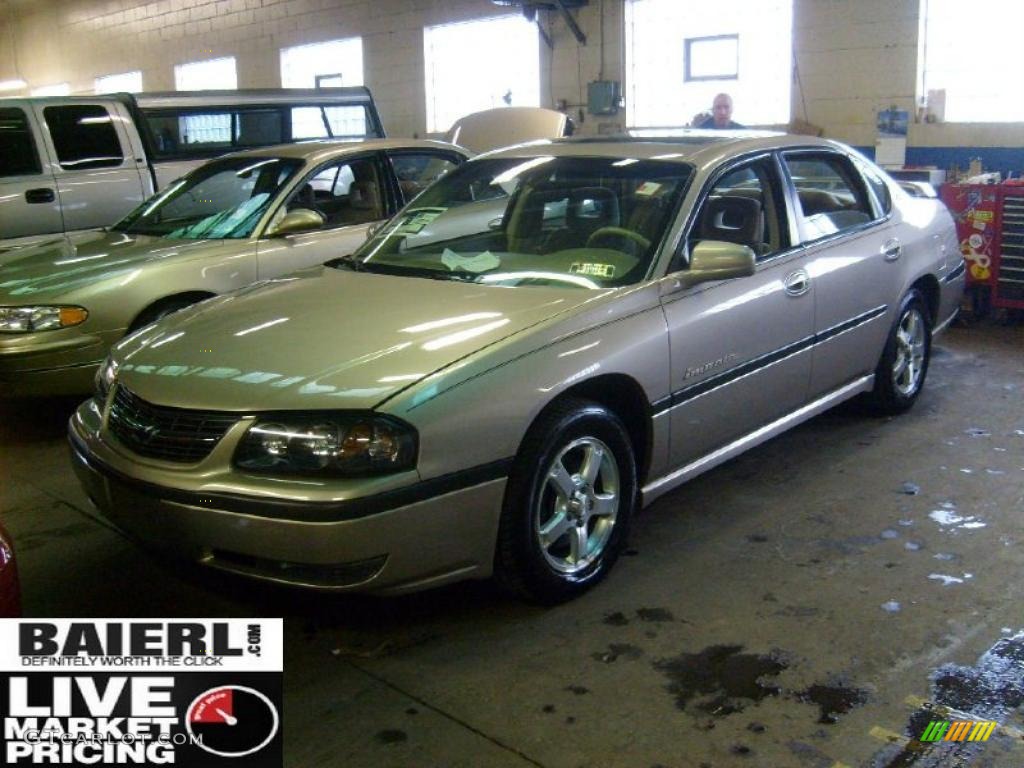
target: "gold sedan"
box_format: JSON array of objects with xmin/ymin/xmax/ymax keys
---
[{"xmin": 0, "ymin": 139, "xmax": 467, "ymax": 395}]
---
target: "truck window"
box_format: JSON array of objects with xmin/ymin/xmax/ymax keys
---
[
  {"xmin": 42, "ymin": 105, "xmax": 124, "ymax": 170},
  {"xmin": 0, "ymin": 108, "xmax": 42, "ymax": 177},
  {"xmin": 291, "ymin": 105, "xmax": 369, "ymax": 140},
  {"xmin": 235, "ymin": 110, "xmax": 284, "ymax": 147},
  {"xmin": 142, "ymin": 103, "xmax": 379, "ymax": 161}
]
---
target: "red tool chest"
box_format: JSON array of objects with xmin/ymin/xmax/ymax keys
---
[{"xmin": 940, "ymin": 182, "xmax": 1024, "ymax": 312}]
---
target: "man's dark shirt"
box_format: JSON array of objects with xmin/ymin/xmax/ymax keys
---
[{"xmin": 696, "ymin": 117, "xmax": 745, "ymax": 129}]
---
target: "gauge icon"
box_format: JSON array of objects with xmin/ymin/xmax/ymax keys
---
[{"xmin": 186, "ymin": 685, "xmax": 279, "ymax": 758}]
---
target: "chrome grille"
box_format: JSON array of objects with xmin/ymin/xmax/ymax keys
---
[{"xmin": 107, "ymin": 386, "xmax": 238, "ymax": 463}]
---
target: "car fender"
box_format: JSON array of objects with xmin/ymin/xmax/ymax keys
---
[{"xmin": 382, "ymin": 284, "xmax": 672, "ymax": 485}]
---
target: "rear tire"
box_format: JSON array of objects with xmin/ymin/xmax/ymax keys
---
[
  {"xmin": 494, "ymin": 398, "xmax": 636, "ymax": 604},
  {"xmin": 866, "ymin": 289, "xmax": 931, "ymax": 415}
]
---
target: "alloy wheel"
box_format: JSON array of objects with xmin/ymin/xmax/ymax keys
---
[
  {"xmin": 534, "ymin": 436, "xmax": 620, "ymax": 575},
  {"xmin": 892, "ymin": 306, "xmax": 926, "ymax": 396}
]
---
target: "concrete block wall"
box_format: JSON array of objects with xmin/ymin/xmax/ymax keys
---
[{"xmin": 1, "ymin": 0, "xmax": 1021, "ymax": 170}]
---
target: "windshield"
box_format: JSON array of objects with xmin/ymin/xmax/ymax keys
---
[
  {"xmin": 352, "ymin": 156, "xmax": 692, "ymax": 289},
  {"xmin": 113, "ymin": 157, "xmax": 303, "ymax": 239}
]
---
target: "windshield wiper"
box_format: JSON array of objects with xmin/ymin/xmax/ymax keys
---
[{"xmin": 325, "ymin": 254, "xmax": 364, "ymax": 272}]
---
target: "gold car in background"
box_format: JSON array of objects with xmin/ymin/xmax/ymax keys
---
[{"xmin": 0, "ymin": 139, "xmax": 467, "ymax": 395}]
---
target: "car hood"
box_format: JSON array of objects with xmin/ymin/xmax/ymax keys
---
[
  {"xmin": 0, "ymin": 231, "xmax": 233, "ymax": 303},
  {"xmin": 113, "ymin": 266, "xmax": 603, "ymax": 412},
  {"xmin": 444, "ymin": 107, "xmax": 568, "ymax": 154}
]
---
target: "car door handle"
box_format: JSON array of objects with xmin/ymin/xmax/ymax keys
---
[
  {"xmin": 784, "ymin": 269, "xmax": 811, "ymax": 297},
  {"xmin": 25, "ymin": 188, "xmax": 56, "ymax": 204},
  {"xmin": 881, "ymin": 238, "xmax": 902, "ymax": 261}
]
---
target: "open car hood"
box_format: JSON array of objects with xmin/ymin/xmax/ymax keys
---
[{"xmin": 444, "ymin": 107, "xmax": 570, "ymax": 154}]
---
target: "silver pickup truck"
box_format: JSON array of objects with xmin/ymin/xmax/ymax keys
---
[{"xmin": 0, "ymin": 87, "xmax": 384, "ymax": 249}]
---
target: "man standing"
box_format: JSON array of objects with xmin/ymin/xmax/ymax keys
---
[{"xmin": 693, "ymin": 93, "xmax": 745, "ymax": 129}]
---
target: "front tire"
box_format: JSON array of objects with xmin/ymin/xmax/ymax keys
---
[
  {"xmin": 495, "ymin": 398, "xmax": 637, "ymax": 604},
  {"xmin": 866, "ymin": 289, "xmax": 932, "ymax": 414}
]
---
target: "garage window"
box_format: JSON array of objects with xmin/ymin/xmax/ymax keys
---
[
  {"xmin": 919, "ymin": 0, "xmax": 1024, "ymax": 121},
  {"xmin": 625, "ymin": 0, "xmax": 792, "ymax": 128},
  {"xmin": 280, "ymin": 38, "xmax": 363, "ymax": 88},
  {"xmin": 175, "ymin": 57, "xmax": 237, "ymax": 91},
  {"xmin": 280, "ymin": 38, "xmax": 365, "ymax": 138},
  {"xmin": 685, "ymin": 35, "xmax": 739, "ymax": 81},
  {"xmin": 173, "ymin": 57, "xmax": 238, "ymax": 146},
  {"xmin": 31, "ymin": 83, "xmax": 70, "ymax": 97},
  {"xmin": 95, "ymin": 71, "xmax": 143, "ymax": 94},
  {"xmin": 423, "ymin": 15, "xmax": 540, "ymax": 133}
]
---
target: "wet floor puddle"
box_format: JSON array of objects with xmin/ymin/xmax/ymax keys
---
[
  {"xmin": 652, "ymin": 645, "xmax": 868, "ymax": 725},
  {"xmin": 873, "ymin": 631, "xmax": 1024, "ymax": 767}
]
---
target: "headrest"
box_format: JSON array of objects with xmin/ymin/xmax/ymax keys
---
[
  {"xmin": 349, "ymin": 181, "xmax": 379, "ymax": 210},
  {"xmin": 698, "ymin": 195, "xmax": 762, "ymax": 247},
  {"xmin": 567, "ymin": 186, "xmax": 620, "ymax": 227}
]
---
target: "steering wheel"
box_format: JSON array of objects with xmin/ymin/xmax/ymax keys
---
[{"xmin": 586, "ymin": 226, "xmax": 652, "ymax": 251}]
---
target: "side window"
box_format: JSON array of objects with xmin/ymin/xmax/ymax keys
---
[
  {"xmin": 688, "ymin": 158, "xmax": 788, "ymax": 262},
  {"xmin": 783, "ymin": 153, "xmax": 875, "ymax": 241},
  {"xmin": 43, "ymin": 105, "xmax": 124, "ymax": 170},
  {"xmin": 389, "ymin": 152, "xmax": 461, "ymax": 203},
  {"xmin": 854, "ymin": 158, "xmax": 893, "ymax": 217},
  {"xmin": 0, "ymin": 108, "xmax": 42, "ymax": 177},
  {"xmin": 234, "ymin": 110, "xmax": 284, "ymax": 147},
  {"xmin": 146, "ymin": 110, "xmax": 285, "ymax": 156},
  {"xmin": 323, "ymin": 106, "xmax": 368, "ymax": 138},
  {"xmin": 291, "ymin": 107, "xmax": 328, "ymax": 140},
  {"xmin": 285, "ymin": 155, "xmax": 383, "ymax": 228},
  {"xmin": 289, "ymin": 106, "xmax": 370, "ymax": 140}
]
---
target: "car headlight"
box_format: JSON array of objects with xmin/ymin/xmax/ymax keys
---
[
  {"xmin": 0, "ymin": 306, "xmax": 88, "ymax": 333},
  {"xmin": 94, "ymin": 357, "xmax": 118, "ymax": 404},
  {"xmin": 234, "ymin": 414, "xmax": 417, "ymax": 477}
]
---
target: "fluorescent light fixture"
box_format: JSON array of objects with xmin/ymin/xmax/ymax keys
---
[
  {"xmin": 31, "ymin": 83, "xmax": 71, "ymax": 97},
  {"xmin": 0, "ymin": 79, "xmax": 27, "ymax": 91}
]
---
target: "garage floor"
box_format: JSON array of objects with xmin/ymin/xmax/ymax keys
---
[{"xmin": 2, "ymin": 323, "xmax": 1023, "ymax": 768}]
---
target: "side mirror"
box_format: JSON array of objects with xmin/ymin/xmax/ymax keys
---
[
  {"xmin": 679, "ymin": 240, "xmax": 756, "ymax": 287},
  {"xmin": 266, "ymin": 208, "xmax": 325, "ymax": 237}
]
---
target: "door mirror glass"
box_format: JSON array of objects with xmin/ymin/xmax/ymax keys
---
[{"xmin": 266, "ymin": 208, "xmax": 324, "ymax": 237}]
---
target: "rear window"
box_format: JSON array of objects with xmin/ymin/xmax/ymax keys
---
[
  {"xmin": 0, "ymin": 108, "xmax": 41, "ymax": 177},
  {"xmin": 43, "ymin": 105, "xmax": 124, "ymax": 170}
]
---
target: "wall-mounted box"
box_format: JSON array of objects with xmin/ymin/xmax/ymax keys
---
[{"xmin": 587, "ymin": 80, "xmax": 620, "ymax": 116}]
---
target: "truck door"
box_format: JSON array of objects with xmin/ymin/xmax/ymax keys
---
[
  {"xmin": 32, "ymin": 100, "xmax": 148, "ymax": 233},
  {"xmin": 0, "ymin": 103, "xmax": 63, "ymax": 242}
]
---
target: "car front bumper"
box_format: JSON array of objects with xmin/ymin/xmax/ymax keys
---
[
  {"xmin": 0, "ymin": 329, "xmax": 117, "ymax": 397},
  {"xmin": 67, "ymin": 399, "xmax": 507, "ymax": 594}
]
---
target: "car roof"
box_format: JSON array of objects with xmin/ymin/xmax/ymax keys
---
[
  {"xmin": 217, "ymin": 138, "xmax": 468, "ymax": 164},
  {"xmin": 476, "ymin": 131, "xmax": 849, "ymax": 168}
]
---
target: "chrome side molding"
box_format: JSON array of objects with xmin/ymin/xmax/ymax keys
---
[{"xmin": 641, "ymin": 374, "xmax": 875, "ymax": 506}]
